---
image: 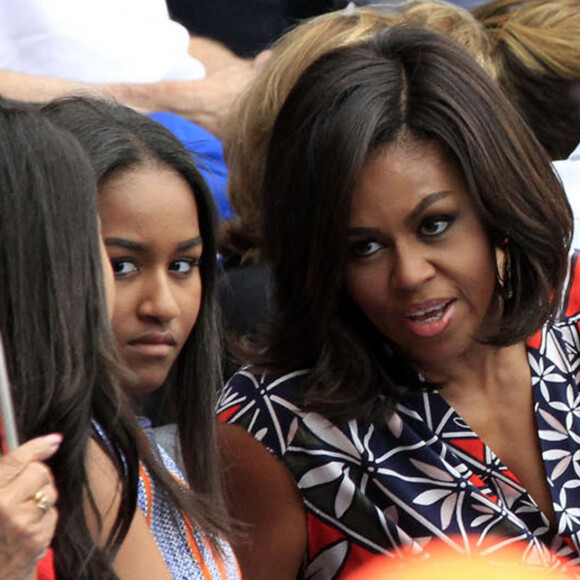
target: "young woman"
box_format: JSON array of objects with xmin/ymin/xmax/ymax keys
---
[
  {"xmin": 43, "ymin": 97, "xmax": 240, "ymax": 579},
  {"xmin": 216, "ymin": 25, "xmax": 578, "ymax": 579},
  {"xmin": 0, "ymin": 98, "xmax": 183, "ymax": 579}
]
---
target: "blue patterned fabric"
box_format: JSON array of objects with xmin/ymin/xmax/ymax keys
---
[
  {"xmin": 139, "ymin": 418, "xmax": 241, "ymax": 580},
  {"xmin": 217, "ymin": 253, "xmax": 580, "ymax": 579}
]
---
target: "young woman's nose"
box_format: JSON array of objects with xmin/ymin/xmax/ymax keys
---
[
  {"xmin": 390, "ymin": 242, "xmax": 436, "ymax": 290},
  {"xmin": 137, "ymin": 272, "xmax": 180, "ymax": 322}
]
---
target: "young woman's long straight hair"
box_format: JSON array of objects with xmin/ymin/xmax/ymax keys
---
[
  {"xmin": 43, "ymin": 96, "xmax": 229, "ymax": 535},
  {"xmin": 0, "ymin": 98, "xmax": 144, "ymax": 579}
]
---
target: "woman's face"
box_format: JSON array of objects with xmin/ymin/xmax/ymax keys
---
[
  {"xmin": 99, "ymin": 163, "xmax": 203, "ymax": 393},
  {"xmin": 343, "ymin": 141, "xmax": 498, "ymax": 378}
]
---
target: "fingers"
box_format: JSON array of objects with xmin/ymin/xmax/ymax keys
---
[
  {"xmin": 30, "ymin": 483, "xmax": 58, "ymax": 519},
  {"xmin": 0, "ymin": 434, "xmax": 61, "ymax": 484},
  {"xmin": 0, "ymin": 435, "xmax": 61, "ymax": 579},
  {"xmin": 0, "ymin": 434, "xmax": 61, "ymax": 515},
  {"xmin": 0, "ymin": 502, "xmax": 59, "ymax": 576}
]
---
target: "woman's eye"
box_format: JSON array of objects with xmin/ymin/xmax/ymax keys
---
[
  {"xmin": 111, "ymin": 259, "xmax": 138, "ymax": 277},
  {"xmin": 349, "ymin": 240, "xmax": 382, "ymax": 258},
  {"xmin": 169, "ymin": 259, "xmax": 199, "ymax": 275},
  {"xmin": 419, "ymin": 215, "xmax": 455, "ymax": 237}
]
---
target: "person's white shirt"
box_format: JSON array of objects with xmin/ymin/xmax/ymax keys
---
[
  {"xmin": 554, "ymin": 142, "xmax": 580, "ymax": 249},
  {"xmin": 0, "ymin": 0, "xmax": 205, "ymax": 83}
]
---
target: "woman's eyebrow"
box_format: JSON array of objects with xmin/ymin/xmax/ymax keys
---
[
  {"xmin": 103, "ymin": 236, "xmax": 203, "ymax": 252},
  {"xmin": 177, "ymin": 236, "xmax": 203, "ymax": 251},
  {"xmin": 104, "ymin": 237, "xmax": 147, "ymax": 251},
  {"xmin": 405, "ymin": 191, "xmax": 453, "ymax": 227},
  {"xmin": 347, "ymin": 191, "xmax": 454, "ymax": 236}
]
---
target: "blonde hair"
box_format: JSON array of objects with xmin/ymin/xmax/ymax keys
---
[
  {"xmin": 395, "ymin": 1, "xmax": 497, "ymax": 77},
  {"xmin": 475, "ymin": 0, "xmax": 580, "ymax": 78},
  {"xmin": 475, "ymin": 0, "xmax": 580, "ymax": 159}
]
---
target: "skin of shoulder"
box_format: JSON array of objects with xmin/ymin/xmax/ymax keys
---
[
  {"xmin": 218, "ymin": 423, "xmax": 307, "ymax": 580},
  {"xmin": 84, "ymin": 439, "xmax": 173, "ymax": 580}
]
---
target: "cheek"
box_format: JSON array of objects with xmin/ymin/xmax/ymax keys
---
[
  {"xmin": 344, "ymin": 266, "xmax": 391, "ymax": 323},
  {"xmin": 110, "ymin": 288, "xmax": 134, "ymax": 341},
  {"xmin": 180, "ymin": 273, "xmax": 203, "ymax": 335},
  {"xmin": 461, "ymin": 243, "xmax": 498, "ymax": 316}
]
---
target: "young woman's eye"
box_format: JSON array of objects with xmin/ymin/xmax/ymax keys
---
[
  {"xmin": 349, "ymin": 239, "xmax": 383, "ymax": 258},
  {"xmin": 111, "ymin": 259, "xmax": 138, "ymax": 277},
  {"xmin": 419, "ymin": 215, "xmax": 455, "ymax": 237},
  {"xmin": 169, "ymin": 258, "xmax": 199, "ymax": 275}
]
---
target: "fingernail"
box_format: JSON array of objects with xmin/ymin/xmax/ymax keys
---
[{"xmin": 43, "ymin": 434, "xmax": 63, "ymax": 448}]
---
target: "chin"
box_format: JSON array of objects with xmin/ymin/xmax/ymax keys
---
[
  {"xmin": 136, "ymin": 379, "xmax": 166, "ymax": 394},
  {"xmin": 125, "ymin": 370, "xmax": 167, "ymax": 395}
]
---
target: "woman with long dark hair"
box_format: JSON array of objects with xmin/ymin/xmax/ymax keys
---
[
  {"xmin": 216, "ymin": 25, "xmax": 578, "ymax": 579},
  {"xmin": 44, "ymin": 96, "xmax": 239, "ymax": 579},
  {"xmin": 0, "ymin": 98, "xmax": 185, "ymax": 579}
]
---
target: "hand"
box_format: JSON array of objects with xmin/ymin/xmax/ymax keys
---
[
  {"xmin": 0, "ymin": 435, "xmax": 61, "ymax": 580},
  {"xmin": 155, "ymin": 59, "xmax": 258, "ymax": 139},
  {"xmin": 188, "ymin": 36, "xmax": 246, "ymax": 75},
  {"xmin": 102, "ymin": 53, "xmax": 259, "ymax": 139}
]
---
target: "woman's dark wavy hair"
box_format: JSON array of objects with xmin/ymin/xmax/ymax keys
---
[
  {"xmin": 0, "ymin": 98, "xmax": 143, "ymax": 578},
  {"xmin": 43, "ymin": 96, "xmax": 229, "ymax": 535},
  {"xmin": 252, "ymin": 25, "xmax": 573, "ymax": 424}
]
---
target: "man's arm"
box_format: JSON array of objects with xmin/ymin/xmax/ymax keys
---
[
  {"xmin": 0, "ymin": 45, "xmax": 259, "ymax": 138},
  {"xmin": 0, "ymin": 69, "xmax": 102, "ymax": 103},
  {"xmin": 108, "ymin": 60, "xmax": 257, "ymax": 138}
]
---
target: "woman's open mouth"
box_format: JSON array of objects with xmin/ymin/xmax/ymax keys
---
[{"xmin": 404, "ymin": 299, "xmax": 455, "ymax": 338}]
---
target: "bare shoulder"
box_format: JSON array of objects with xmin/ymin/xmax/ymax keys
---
[{"xmin": 218, "ymin": 424, "xmax": 307, "ymax": 580}]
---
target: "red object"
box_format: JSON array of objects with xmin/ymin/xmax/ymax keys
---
[{"xmin": 37, "ymin": 548, "xmax": 56, "ymax": 580}]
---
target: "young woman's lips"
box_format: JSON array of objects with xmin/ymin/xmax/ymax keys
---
[
  {"xmin": 402, "ymin": 299, "xmax": 455, "ymax": 339},
  {"xmin": 127, "ymin": 333, "xmax": 177, "ymax": 357}
]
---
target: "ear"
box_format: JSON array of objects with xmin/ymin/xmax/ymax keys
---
[
  {"xmin": 495, "ymin": 237, "xmax": 512, "ymax": 299},
  {"xmin": 495, "ymin": 245, "xmax": 506, "ymax": 283}
]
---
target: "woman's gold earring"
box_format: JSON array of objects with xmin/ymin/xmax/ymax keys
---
[
  {"xmin": 496, "ymin": 238, "xmax": 513, "ymax": 300},
  {"xmin": 503, "ymin": 248, "xmax": 513, "ymax": 300}
]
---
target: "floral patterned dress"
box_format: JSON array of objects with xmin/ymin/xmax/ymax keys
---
[{"xmin": 217, "ymin": 253, "xmax": 580, "ymax": 579}]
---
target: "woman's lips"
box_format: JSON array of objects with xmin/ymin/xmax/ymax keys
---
[
  {"xmin": 127, "ymin": 333, "xmax": 177, "ymax": 357},
  {"xmin": 402, "ymin": 299, "xmax": 455, "ymax": 338}
]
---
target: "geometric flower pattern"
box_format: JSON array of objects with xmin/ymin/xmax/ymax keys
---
[{"xmin": 217, "ymin": 255, "xmax": 580, "ymax": 579}]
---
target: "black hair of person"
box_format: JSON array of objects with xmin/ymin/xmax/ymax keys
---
[
  {"xmin": 0, "ymin": 97, "xmax": 143, "ymax": 578},
  {"xmin": 250, "ymin": 25, "xmax": 572, "ymax": 423},
  {"xmin": 43, "ymin": 96, "xmax": 229, "ymax": 535}
]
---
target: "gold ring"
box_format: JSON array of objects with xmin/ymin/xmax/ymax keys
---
[{"xmin": 33, "ymin": 490, "xmax": 51, "ymax": 513}]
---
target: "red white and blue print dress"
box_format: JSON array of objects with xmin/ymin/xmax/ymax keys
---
[{"xmin": 217, "ymin": 253, "xmax": 580, "ymax": 579}]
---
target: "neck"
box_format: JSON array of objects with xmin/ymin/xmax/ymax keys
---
[{"xmin": 417, "ymin": 341, "xmax": 529, "ymax": 402}]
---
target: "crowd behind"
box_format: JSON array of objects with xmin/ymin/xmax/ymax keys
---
[{"xmin": 0, "ymin": 0, "xmax": 578, "ymax": 579}]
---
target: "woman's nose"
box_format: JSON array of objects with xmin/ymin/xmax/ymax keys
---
[
  {"xmin": 137, "ymin": 273, "xmax": 180, "ymax": 322},
  {"xmin": 391, "ymin": 242, "xmax": 436, "ymax": 291}
]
